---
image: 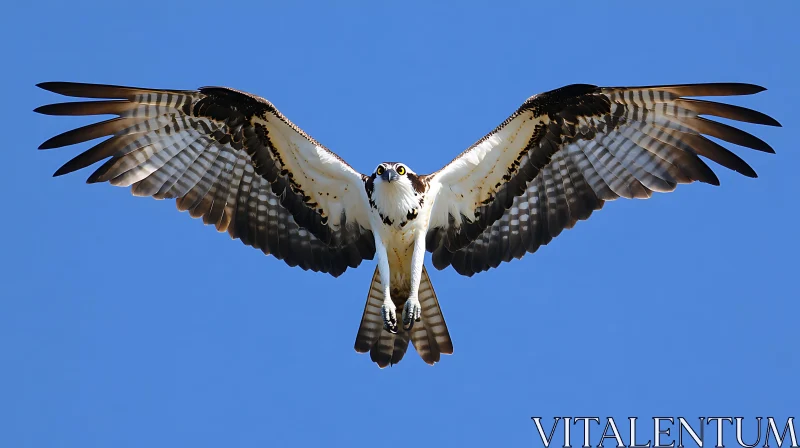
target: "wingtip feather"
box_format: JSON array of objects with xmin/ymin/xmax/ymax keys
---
[
  {"xmin": 703, "ymin": 172, "xmax": 721, "ymax": 186},
  {"xmin": 636, "ymin": 82, "xmax": 769, "ymax": 97},
  {"xmin": 741, "ymin": 84, "xmax": 767, "ymax": 94},
  {"xmin": 38, "ymin": 139, "xmax": 59, "ymax": 150},
  {"xmin": 764, "ymin": 114, "xmax": 782, "ymax": 128},
  {"xmin": 36, "ymin": 81, "xmax": 60, "ymax": 92},
  {"xmin": 53, "ymin": 163, "xmax": 79, "ymax": 177}
]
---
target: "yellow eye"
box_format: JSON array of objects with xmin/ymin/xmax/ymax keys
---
[
  {"xmin": 376, "ymin": 166, "xmax": 385, "ymax": 175},
  {"xmin": 396, "ymin": 166, "xmax": 406, "ymax": 175}
]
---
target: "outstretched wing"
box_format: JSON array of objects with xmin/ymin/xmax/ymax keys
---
[
  {"xmin": 424, "ymin": 83, "xmax": 779, "ymax": 276},
  {"xmin": 36, "ymin": 82, "xmax": 374, "ymax": 277}
]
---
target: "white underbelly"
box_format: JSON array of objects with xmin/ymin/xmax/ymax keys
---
[
  {"xmin": 368, "ymin": 195, "xmax": 434, "ymax": 291},
  {"xmin": 381, "ymin": 227, "xmax": 414, "ymax": 267},
  {"xmin": 375, "ymin": 221, "xmax": 424, "ymax": 289}
]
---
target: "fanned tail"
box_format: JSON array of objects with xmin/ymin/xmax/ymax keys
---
[
  {"xmin": 409, "ymin": 266, "xmax": 453, "ymax": 364},
  {"xmin": 354, "ymin": 266, "xmax": 452, "ymax": 367}
]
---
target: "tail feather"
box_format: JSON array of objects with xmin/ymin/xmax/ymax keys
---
[
  {"xmin": 354, "ymin": 268, "xmax": 385, "ymax": 354},
  {"xmin": 369, "ymin": 329, "xmax": 410, "ymax": 367},
  {"xmin": 354, "ymin": 266, "xmax": 452, "ymax": 367},
  {"xmin": 410, "ymin": 267, "xmax": 454, "ymax": 364}
]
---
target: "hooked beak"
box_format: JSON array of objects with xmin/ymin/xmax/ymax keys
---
[{"xmin": 381, "ymin": 169, "xmax": 400, "ymax": 183}]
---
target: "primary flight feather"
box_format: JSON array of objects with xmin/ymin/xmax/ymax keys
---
[{"xmin": 35, "ymin": 81, "xmax": 779, "ymax": 367}]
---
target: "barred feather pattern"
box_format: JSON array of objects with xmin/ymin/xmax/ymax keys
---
[
  {"xmin": 354, "ymin": 266, "xmax": 452, "ymax": 367},
  {"xmin": 428, "ymin": 83, "xmax": 779, "ymax": 275},
  {"xmin": 36, "ymin": 83, "xmax": 375, "ymax": 277}
]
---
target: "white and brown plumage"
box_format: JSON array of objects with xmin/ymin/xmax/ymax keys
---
[{"xmin": 35, "ymin": 81, "xmax": 779, "ymax": 367}]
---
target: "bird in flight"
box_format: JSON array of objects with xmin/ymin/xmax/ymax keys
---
[{"xmin": 36, "ymin": 81, "xmax": 779, "ymax": 367}]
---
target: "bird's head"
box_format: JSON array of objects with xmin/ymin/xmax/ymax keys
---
[
  {"xmin": 369, "ymin": 162, "xmax": 425, "ymax": 221},
  {"xmin": 373, "ymin": 162, "xmax": 415, "ymax": 186}
]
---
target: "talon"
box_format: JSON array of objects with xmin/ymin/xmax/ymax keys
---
[
  {"xmin": 402, "ymin": 299, "xmax": 422, "ymax": 331},
  {"xmin": 382, "ymin": 303, "xmax": 398, "ymax": 334}
]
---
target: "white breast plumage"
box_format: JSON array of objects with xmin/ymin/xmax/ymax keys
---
[{"xmin": 371, "ymin": 181, "xmax": 421, "ymax": 228}]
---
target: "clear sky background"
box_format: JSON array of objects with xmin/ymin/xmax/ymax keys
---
[{"xmin": 1, "ymin": 1, "xmax": 798, "ymax": 447}]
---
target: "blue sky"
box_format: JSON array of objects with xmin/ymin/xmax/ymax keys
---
[{"xmin": 1, "ymin": 1, "xmax": 798, "ymax": 447}]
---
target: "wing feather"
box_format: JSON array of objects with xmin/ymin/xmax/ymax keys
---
[
  {"xmin": 39, "ymin": 117, "xmax": 143, "ymax": 149},
  {"xmin": 35, "ymin": 100, "xmax": 141, "ymax": 116},
  {"xmin": 426, "ymin": 83, "xmax": 778, "ymax": 275},
  {"xmin": 36, "ymin": 82, "xmax": 375, "ymax": 276}
]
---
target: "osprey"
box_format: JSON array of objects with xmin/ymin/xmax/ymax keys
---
[{"xmin": 35, "ymin": 81, "xmax": 779, "ymax": 367}]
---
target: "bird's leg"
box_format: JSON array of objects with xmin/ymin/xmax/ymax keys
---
[
  {"xmin": 402, "ymin": 234, "xmax": 425, "ymax": 331},
  {"xmin": 374, "ymin": 234, "xmax": 397, "ymax": 334}
]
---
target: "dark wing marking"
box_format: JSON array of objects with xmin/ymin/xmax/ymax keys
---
[
  {"xmin": 36, "ymin": 82, "xmax": 374, "ymax": 277},
  {"xmin": 424, "ymin": 83, "xmax": 779, "ymax": 275}
]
